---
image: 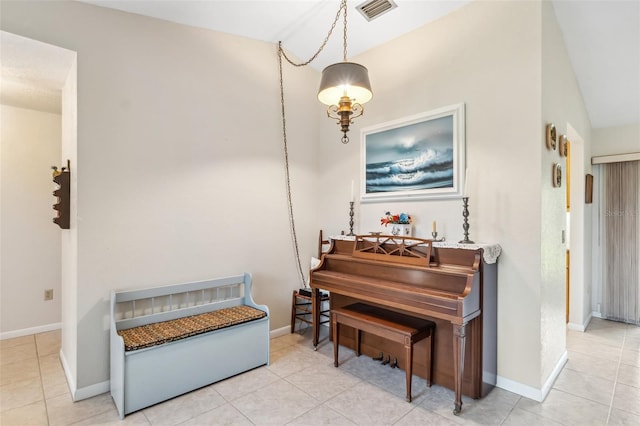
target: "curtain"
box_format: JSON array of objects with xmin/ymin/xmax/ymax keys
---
[{"xmin": 601, "ymin": 160, "xmax": 640, "ymax": 325}]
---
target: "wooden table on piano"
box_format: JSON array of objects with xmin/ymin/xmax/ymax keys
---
[{"xmin": 309, "ymin": 235, "xmax": 497, "ymax": 415}]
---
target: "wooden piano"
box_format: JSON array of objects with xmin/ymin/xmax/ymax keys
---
[{"xmin": 309, "ymin": 235, "xmax": 497, "ymax": 415}]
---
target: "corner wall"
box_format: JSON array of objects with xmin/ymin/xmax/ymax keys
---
[
  {"xmin": 543, "ymin": 0, "xmax": 592, "ymax": 343},
  {"xmin": 319, "ymin": 0, "xmax": 546, "ymax": 393}
]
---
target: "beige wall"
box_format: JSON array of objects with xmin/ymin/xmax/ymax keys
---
[
  {"xmin": 0, "ymin": 105, "xmax": 62, "ymax": 334},
  {"xmin": 317, "ymin": 0, "xmax": 588, "ymax": 398},
  {"xmin": 541, "ymin": 0, "xmax": 592, "ymax": 383},
  {"xmin": 320, "ymin": 0, "xmax": 545, "ymax": 392},
  {"xmin": 1, "ymin": 0, "xmax": 321, "ymax": 394}
]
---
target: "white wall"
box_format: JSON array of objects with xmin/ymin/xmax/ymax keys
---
[
  {"xmin": 319, "ymin": 0, "xmax": 547, "ymax": 394},
  {"xmin": 60, "ymin": 56, "xmax": 79, "ymax": 391},
  {"xmin": 592, "ymin": 124, "xmax": 640, "ymax": 157},
  {"xmin": 0, "ymin": 105, "xmax": 62, "ymax": 334},
  {"xmin": 1, "ymin": 0, "xmax": 321, "ymax": 395},
  {"xmin": 317, "ymin": 0, "xmax": 589, "ymax": 399},
  {"xmin": 542, "ymin": 0, "xmax": 592, "ymax": 378}
]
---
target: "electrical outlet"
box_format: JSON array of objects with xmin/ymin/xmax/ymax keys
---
[{"xmin": 44, "ymin": 289, "xmax": 54, "ymax": 301}]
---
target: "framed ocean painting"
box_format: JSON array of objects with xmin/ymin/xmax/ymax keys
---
[{"xmin": 361, "ymin": 103, "xmax": 466, "ymax": 202}]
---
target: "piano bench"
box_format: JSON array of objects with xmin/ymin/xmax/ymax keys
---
[{"xmin": 331, "ymin": 303, "xmax": 435, "ymax": 403}]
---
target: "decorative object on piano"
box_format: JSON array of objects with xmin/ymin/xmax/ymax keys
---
[
  {"xmin": 52, "ymin": 160, "xmax": 70, "ymax": 229},
  {"xmin": 585, "ymin": 173, "xmax": 594, "ymax": 203},
  {"xmin": 552, "ymin": 163, "xmax": 562, "ymax": 188},
  {"xmin": 381, "ymin": 212, "xmax": 412, "ymax": 237},
  {"xmin": 348, "ymin": 201, "xmax": 355, "ymax": 236},
  {"xmin": 558, "ymin": 134, "xmax": 568, "ymax": 156},
  {"xmin": 459, "ymin": 197, "xmax": 475, "ymax": 244},
  {"xmin": 431, "ymin": 220, "xmax": 445, "ymax": 241},
  {"xmin": 546, "ymin": 123, "xmax": 557, "ymax": 150},
  {"xmin": 361, "ymin": 103, "xmax": 466, "ymax": 201}
]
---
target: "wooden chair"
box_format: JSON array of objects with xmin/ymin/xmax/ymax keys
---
[{"xmin": 290, "ymin": 230, "xmax": 330, "ymax": 333}]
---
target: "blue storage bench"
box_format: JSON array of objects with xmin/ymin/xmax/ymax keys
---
[{"xmin": 110, "ymin": 273, "xmax": 269, "ymax": 418}]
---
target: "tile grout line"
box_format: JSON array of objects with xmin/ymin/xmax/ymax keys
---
[
  {"xmin": 33, "ymin": 334, "xmax": 50, "ymax": 426},
  {"xmin": 604, "ymin": 327, "xmax": 626, "ymax": 425}
]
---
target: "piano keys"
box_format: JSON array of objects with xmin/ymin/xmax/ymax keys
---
[{"xmin": 309, "ymin": 235, "xmax": 498, "ymax": 415}]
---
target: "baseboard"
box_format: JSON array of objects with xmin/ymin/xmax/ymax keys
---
[
  {"xmin": 0, "ymin": 322, "xmax": 62, "ymax": 340},
  {"xmin": 496, "ymin": 375, "xmax": 544, "ymax": 402},
  {"xmin": 59, "ymin": 348, "xmax": 110, "ymax": 401},
  {"xmin": 567, "ymin": 313, "xmax": 592, "ymax": 332},
  {"xmin": 540, "ymin": 350, "xmax": 568, "ymax": 400},
  {"xmin": 74, "ymin": 380, "xmax": 110, "ymax": 401},
  {"xmin": 269, "ymin": 325, "xmax": 291, "ymax": 339},
  {"xmin": 496, "ymin": 351, "xmax": 567, "ymax": 402},
  {"xmin": 59, "ymin": 348, "xmax": 77, "ymax": 400}
]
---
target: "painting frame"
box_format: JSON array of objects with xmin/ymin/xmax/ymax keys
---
[{"xmin": 360, "ymin": 103, "xmax": 466, "ymax": 202}]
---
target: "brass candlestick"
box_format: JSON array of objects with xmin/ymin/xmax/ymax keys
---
[
  {"xmin": 348, "ymin": 201, "xmax": 355, "ymax": 236},
  {"xmin": 459, "ymin": 197, "xmax": 475, "ymax": 244}
]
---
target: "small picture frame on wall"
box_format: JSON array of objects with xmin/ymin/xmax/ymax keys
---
[
  {"xmin": 559, "ymin": 134, "xmax": 568, "ymax": 157},
  {"xmin": 552, "ymin": 163, "xmax": 562, "ymax": 187},
  {"xmin": 546, "ymin": 123, "xmax": 557, "ymax": 150},
  {"xmin": 585, "ymin": 174, "xmax": 594, "ymax": 203}
]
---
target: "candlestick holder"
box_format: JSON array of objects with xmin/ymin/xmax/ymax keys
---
[
  {"xmin": 459, "ymin": 197, "xmax": 475, "ymax": 244},
  {"xmin": 431, "ymin": 232, "xmax": 445, "ymax": 242},
  {"xmin": 348, "ymin": 201, "xmax": 355, "ymax": 236}
]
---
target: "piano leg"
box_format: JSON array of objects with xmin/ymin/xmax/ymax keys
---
[
  {"xmin": 312, "ymin": 288, "xmax": 320, "ymax": 350},
  {"xmin": 332, "ymin": 311, "xmax": 339, "ymax": 367},
  {"xmin": 452, "ymin": 323, "xmax": 466, "ymax": 415},
  {"xmin": 405, "ymin": 339, "xmax": 413, "ymax": 402}
]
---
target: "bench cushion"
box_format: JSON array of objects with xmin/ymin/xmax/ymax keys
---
[{"xmin": 118, "ymin": 305, "xmax": 267, "ymax": 351}]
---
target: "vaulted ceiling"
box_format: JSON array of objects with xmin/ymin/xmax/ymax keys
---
[{"xmin": 2, "ymin": 0, "xmax": 638, "ymax": 129}]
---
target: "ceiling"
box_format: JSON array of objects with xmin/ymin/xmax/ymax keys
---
[{"xmin": 2, "ymin": 0, "xmax": 638, "ymax": 129}]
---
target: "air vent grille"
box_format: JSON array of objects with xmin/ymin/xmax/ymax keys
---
[{"xmin": 356, "ymin": 0, "xmax": 397, "ymax": 21}]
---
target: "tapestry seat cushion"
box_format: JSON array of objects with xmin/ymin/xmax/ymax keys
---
[{"xmin": 118, "ymin": 305, "xmax": 267, "ymax": 351}]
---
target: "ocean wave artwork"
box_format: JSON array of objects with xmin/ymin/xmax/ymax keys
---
[{"xmin": 365, "ymin": 115, "xmax": 455, "ymax": 194}]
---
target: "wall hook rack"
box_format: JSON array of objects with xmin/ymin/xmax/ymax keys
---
[{"xmin": 52, "ymin": 159, "xmax": 70, "ymax": 229}]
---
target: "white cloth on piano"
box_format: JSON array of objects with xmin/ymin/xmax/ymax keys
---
[{"xmin": 432, "ymin": 241, "xmax": 501, "ymax": 264}]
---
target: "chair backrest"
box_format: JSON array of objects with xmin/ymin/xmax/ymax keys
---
[{"xmin": 318, "ymin": 230, "xmax": 330, "ymax": 258}]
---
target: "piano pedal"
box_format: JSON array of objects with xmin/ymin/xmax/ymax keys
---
[
  {"xmin": 372, "ymin": 352, "xmax": 384, "ymax": 361},
  {"xmin": 390, "ymin": 358, "xmax": 398, "ymax": 368},
  {"xmin": 381, "ymin": 355, "xmax": 390, "ymax": 366}
]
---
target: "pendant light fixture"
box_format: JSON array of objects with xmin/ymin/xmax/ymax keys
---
[
  {"xmin": 317, "ymin": 0, "xmax": 373, "ymax": 144},
  {"xmin": 276, "ymin": 0, "xmax": 373, "ymax": 288}
]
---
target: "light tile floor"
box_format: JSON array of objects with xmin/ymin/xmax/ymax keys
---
[{"xmin": 1, "ymin": 318, "xmax": 638, "ymax": 425}]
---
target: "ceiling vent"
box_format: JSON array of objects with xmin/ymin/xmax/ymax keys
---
[{"xmin": 356, "ymin": 0, "xmax": 397, "ymax": 22}]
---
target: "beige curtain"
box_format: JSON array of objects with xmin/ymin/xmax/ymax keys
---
[{"xmin": 602, "ymin": 160, "xmax": 640, "ymax": 325}]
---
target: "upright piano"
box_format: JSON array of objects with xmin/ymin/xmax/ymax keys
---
[{"xmin": 309, "ymin": 235, "xmax": 498, "ymax": 415}]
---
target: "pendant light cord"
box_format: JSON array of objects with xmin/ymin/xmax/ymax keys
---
[
  {"xmin": 279, "ymin": 0, "xmax": 347, "ymax": 67},
  {"xmin": 277, "ymin": 46, "xmax": 306, "ymax": 288},
  {"xmin": 277, "ymin": 0, "xmax": 348, "ymax": 288}
]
